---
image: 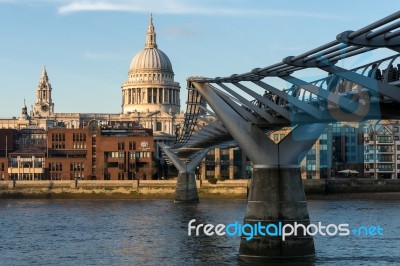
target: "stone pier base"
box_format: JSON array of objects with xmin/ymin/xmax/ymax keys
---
[
  {"xmin": 175, "ymin": 172, "xmax": 199, "ymax": 203},
  {"xmin": 239, "ymin": 165, "xmax": 315, "ymax": 263}
]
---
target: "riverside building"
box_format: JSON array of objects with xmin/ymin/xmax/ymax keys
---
[
  {"xmin": 364, "ymin": 121, "xmax": 400, "ymax": 179},
  {"xmin": 0, "ymin": 125, "xmax": 154, "ymax": 180}
]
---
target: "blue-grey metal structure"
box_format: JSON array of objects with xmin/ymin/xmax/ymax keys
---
[{"xmin": 161, "ymin": 11, "xmax": 400, "ymax": 263}]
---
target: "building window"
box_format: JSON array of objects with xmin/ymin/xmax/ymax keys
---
[
  {"xmin": 377, "ymin": 164, "xmax": 393, "ymax": 171},
  {"xmin": 51, "ymin": 133, "xmax": 65, "ymax": 141},
  {"xmin": 129, "ymin": 141, "xmax": 136, "ymax": 150},
  {"xmin": 394, "ymin": 127, "xmax": 399, "ymax": 132},
  {"xmin": 118, "ymin": 141, "xmax": 125, "ymax": 150},
  {"xmin": 52, "ymin": 142, "xmax": 65, "ymax": 149},
  {"xmin": 273, "ymin": 134, "xmax": 278, "ymax": 141},
  {"xmin": 156, "ymin": 121, "xmax": 162, "ymax": 132},
  {"xmin": 377, "ymin": 136, "xmax": 393, "ymax": 143},
  {"xmin": 70, "ymin": 162, "xmax": 84, "ymax": 171},
  {"xmin": 118, "ymin": 173, "xmax": 124, "ymax": 180},
  {"xmin": 147, "ymin": 88, "xmax": 152, "ymax": 103},
  {"xmin": 132, "ymin": 152, "xmax": 150, "ymax": 158},
  {"xmin": 70, "ymin": 162, "xmax": 85, "ymax": 180},
  {"xmin": 50, "ymin": 173, "xmax": 62, "ymax": 180},
  {"xmin": 49, "ymin": 162, "xmax": 63, "ymax": 171},
  {"xmin": 377, "ymin": 145, "xmax": 393, "ymax": 152},
  {"xmin": 73, "ymin": 133, "xmax": 86, "ymax": 142},
  {"xmin": 73, "ymin": 142, "xmax": 86, "ymax": 149},
  {"xmin": 110, "ymin": 152, "xmax": 125, "ymax": 158},
  {"xmin": 378, "ymin": 154, "xmax": 393, "ymax": 162}
]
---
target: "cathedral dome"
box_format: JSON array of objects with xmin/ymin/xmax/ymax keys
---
[
  {"xmin": 129, "ymin": 15, "xmax": 173, "ymax": 74},
  {"xmin": 130, "ymin": 48, "xmax": 173, "ymax": 72},
  {"xmin": 121, "ymin": 15, "xmax": 181, "ymax": 115}
]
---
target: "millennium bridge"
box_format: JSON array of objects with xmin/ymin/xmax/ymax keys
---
[{"xmin": 161, "ymin": 11, "xmax": 400, "ymax": 263}]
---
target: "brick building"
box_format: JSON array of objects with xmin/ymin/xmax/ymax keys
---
[{"xmin": 0, "ymin": 125, "xmax": 154, "ymax": 181}]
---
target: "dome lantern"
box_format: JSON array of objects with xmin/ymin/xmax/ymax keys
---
[{"xmin": 145, "ymin": 14, "xmax": 157, "ymax": 49}]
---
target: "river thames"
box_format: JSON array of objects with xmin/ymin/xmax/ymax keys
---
[{"xmin": 0, "ymin": 197, "xmax": 399, "ymax": 265}]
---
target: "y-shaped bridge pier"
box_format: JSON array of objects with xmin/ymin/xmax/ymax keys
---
[
  {"xmin": 160, "ymin": 145, "xmax": 208, "ymax": 202},
  {"xmin": 193, "ymin": 82, "xmax": 327, "ymax": 261}
]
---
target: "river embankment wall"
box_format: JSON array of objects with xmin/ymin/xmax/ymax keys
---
[{"xmin": 1, "ymin": 179, "xmax": 400, "ymax": 199}]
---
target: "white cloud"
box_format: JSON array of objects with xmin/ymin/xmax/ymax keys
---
[
  {"xmin": 59, "ymin": 1, "xmax": 143, "ymax": 14},
  {"xmin": 57, "ymin": 0, "xmax": 240, "ymax": 16},
  {"xmin": 0, "ymin": 0, "xmax": 346, "ymax": 20},
  {"xmin": 57, "ymin": 0, "xmax": 344, "ymax": 20}
]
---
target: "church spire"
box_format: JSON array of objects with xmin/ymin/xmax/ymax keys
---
[
  {"xmin": 19, "ymin": 98, "xmax": 29, "ymax": 120},
  {"xmin": 33, "ymin": 66, "xmax": 54, "ymax": 117},
  {"xmin": 40, "ymin": 65, "xmax": 48, "ymax": 82},
  {"xmin": 22, "ymin": 98, "xmax": 27, "ymax": 114},
  {"xmin": 145, "ymin": 14, "xmax": 157, "ymax": 49}
]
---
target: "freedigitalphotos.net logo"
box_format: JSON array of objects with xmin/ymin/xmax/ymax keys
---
[{"xmin": 188, "ymin": 219, "xmax": 383, "ymax": 241}]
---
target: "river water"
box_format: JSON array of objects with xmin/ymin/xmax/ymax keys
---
[{"xmin": 0, "ymin": 198, "xmax": 399, "ymax": 265}]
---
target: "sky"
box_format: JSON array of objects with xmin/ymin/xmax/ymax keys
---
[{"xmin": 0, "ymin": 0, "xmax": 398, "ymax": 118}]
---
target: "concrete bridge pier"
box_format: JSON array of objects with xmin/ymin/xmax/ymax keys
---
[
  {"xmin": 175, "ymin": 171, "xmax": 198, "ymax": 202},
  {"xmin": 238, "ymin": 123, "xmax": 325, "ymax": 263},
  {"xmin": 160, "ymin": 145, "xmax": 208, "ymax": 203},
  {"xmin": 192, "ymin": 82, "xmax": 326, "ymax": 263},
  {"xmin": 239, "ymin": 165, "xmax": 315, "ymax": 263}
]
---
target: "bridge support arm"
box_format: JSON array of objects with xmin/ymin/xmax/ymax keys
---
[
  {"xmin": 192, "ymin": 82, "xmax": 278, "ymax": 165},
  {"xmin": 160, "ymin": 145, "xmax": 185, "ymax": 172},
  {"xmin": 160, "ymin": 145, "xmax": 209, "ymax": 203},
  {"xmin": 279, "ymin": 123, "xmax": 328, "ymax": 165}
]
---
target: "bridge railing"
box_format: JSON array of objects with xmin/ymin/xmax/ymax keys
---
[
  {"xmin": 173, "ymin": 83, "xmax": 204, "ymax": 148},
  {"xmin": 273, "ymin": 53, "xmax": 400, "ymax": 106}
]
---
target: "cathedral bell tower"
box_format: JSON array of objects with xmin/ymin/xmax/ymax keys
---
[{"xmin": 32, "ymin": 66, "xmax": 54, "ymax": 117}]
